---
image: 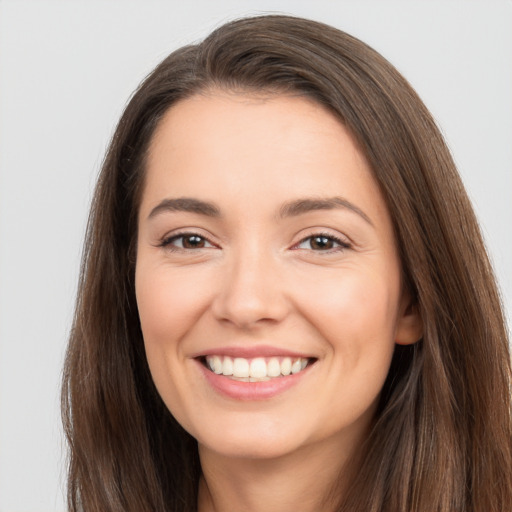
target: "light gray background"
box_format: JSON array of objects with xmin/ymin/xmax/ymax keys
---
[{"xmin": 0, "ymin": 1, "xmax": 510, "ymax": 510}]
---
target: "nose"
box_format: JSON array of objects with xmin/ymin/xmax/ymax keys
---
[{"xmin": 211, "ymin": 246, "xmax": 289, "ymax": 330}]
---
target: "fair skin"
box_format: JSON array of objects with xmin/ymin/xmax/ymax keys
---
[{"xmin": 135, "ymin": 91, "xmax": 422, "ymax": 512}]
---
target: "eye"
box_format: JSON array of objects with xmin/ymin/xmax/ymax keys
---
[
  {"xmin": 294, "ymin": 233, "xmax": 350, "ymax": 252},
  {"xmin": 160, "ymin": 232, "xmax": 215, "ymax": 250}
]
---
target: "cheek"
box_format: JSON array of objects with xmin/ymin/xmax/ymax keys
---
[
  {"xmin": 293, "ymin": 266, "xmax": 400, "ymax": 403},
  {"xmin": 297, "ymin": 270, "xmax": 399, "ymax": 419},
  {"xmin": 134, "ymin": 265, "xmax": 207, "ymax": 407},
  {"xmin": 134, "ymin": 264, "xmax": 211, "ymax": 431},
  {"xmin": 296, "ymin": 269, "xmax": 401, "ymax": 347},
  {"xmin": 135, "ymin": 264, "xmax": 211, "ymax": 348}
]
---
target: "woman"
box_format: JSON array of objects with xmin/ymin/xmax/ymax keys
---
[{"xmin": 61, "ymin": 15, "xmax": 512, "ymax": 511}]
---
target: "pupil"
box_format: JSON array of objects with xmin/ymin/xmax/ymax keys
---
[
  {"xmin": 311, "ymin": 236, "xmax": 333, "ymax": 250},
  {"xmin": 183, "ymin": 235, "xmax": 204, "ymax": 248}
]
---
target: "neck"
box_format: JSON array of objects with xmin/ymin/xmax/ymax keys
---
[{"xmin": 197, "ymin": 437, "xmax": 358, "ymax": 512}]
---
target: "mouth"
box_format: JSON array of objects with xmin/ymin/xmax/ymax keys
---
[{"xmin": 200, "ymin": 355, "xmax": 316, "ymax": 382}]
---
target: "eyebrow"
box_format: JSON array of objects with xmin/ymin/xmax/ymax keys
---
[
  {"xmin": 147, "ymin": 195, "xmax": 373, "ymax": 226},
  {"xmin": 279, "ymin": 197, "xmax": 373, "ymax": 225},
  {"xmin": 148, "ymin": 197, "xmax": 221, "ymax": 219}
]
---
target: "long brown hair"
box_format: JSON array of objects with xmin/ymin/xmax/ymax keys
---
[{"xmin": 62, "ymin": 15, "xmax": 512, "ymax": 511}]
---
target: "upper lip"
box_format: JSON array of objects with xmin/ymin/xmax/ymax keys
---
[{"xmin": 191, "ymin": 344, "xmax": 316, "ymax": 359}]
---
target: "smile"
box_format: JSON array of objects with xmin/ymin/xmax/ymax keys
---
[{"xmin": 204, "ymin": 355, "xmax": 312, "ymax": 382}]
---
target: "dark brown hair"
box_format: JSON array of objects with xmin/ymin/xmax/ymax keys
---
[{"xmin": 62, "ymin": 14, "xmax": 512, "ymax": 511}]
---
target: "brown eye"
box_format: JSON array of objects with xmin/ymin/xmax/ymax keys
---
[
  {"xmin": 309, "ymin": 235, "xmax": 334, "ymax": 250},
  {"xmin": 295, "ymin": 233, "xmax": 350, "ymax": 252},
  {"xmin": 181, "ymin": 235, "xmax": 206, "ymax": 249},
  {"xmin": 161, "ymin": 233, "xmax": 215, "ymax": 250}
]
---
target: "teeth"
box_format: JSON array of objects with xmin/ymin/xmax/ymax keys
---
[
  {"xmin": 233, "ymin": 358, "xmax": 249, "ymax": 378},
  {"xmin": 291, "ymin": 359, "xmax": 302, "ymax": 374},
  {"xmin": 267, "ymin": 357, "xmax": 281, "ymax": 377},
  {"xmin": 249, "ymin": 358, "xmax": 267, "ymax": 378},
  {"xmin": 206, "ymin": 355, "xmax": 310, "ymax": 379},
  {"xmin": 211, "ymin": 355, "xmax": 222, "ymax": 374},
  {"xmin": 222, "ymin": 356, "xmax": 233, "ymax": 376},
  {"xmin": 281, "ymin": 358, "xmax": 291, "ymax": 376}
]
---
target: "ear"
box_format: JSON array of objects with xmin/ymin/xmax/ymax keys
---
[{"xmin": 394, "ymin": 292, "xmax": 423, "ymax": 346}]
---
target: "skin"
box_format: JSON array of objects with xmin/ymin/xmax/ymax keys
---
[{"xmin": 135, "ymin": 91, "xmax": 422, "ymax": 512}]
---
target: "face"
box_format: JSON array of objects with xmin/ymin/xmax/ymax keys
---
[{"xmin": 135, "ymin": 92, "xmax": 421, "ymax": 462}]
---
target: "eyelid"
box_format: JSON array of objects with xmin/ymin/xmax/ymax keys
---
[
  {"xmin": 158, "ymin": 229, "xmax": 219, "ymax": 250},
  {"xmin": 291, "ymin": 230, "xmax": 352, "ymax": 252},
  {"xmin": 155, "ymin": 227, "xmax": 352, "ymax": 253}
]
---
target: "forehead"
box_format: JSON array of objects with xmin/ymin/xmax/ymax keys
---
[
  {"xmin": 141, "ymin": 91, "xmax": 389, "ymax": 227},
  {"xmin": 147, "ymin": 90, "xmax": 362, "ymax": 168}
]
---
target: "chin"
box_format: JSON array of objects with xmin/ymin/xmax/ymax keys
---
[
  {"xmin": 192, "ymin": 415, "xmax": 317, "ymax": 461},
  {"xmin": 199, "ymin": 435, "xmax": 303, "ymax": 461}
]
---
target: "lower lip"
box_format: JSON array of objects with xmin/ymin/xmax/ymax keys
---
[{"xmin": 196, "ymin": 360, "xmax": 311, "ymax": 400}]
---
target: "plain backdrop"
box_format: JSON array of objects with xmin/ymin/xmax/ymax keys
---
[{"xmin": 0, "ymin": 1, "xmax": 510, "ymax": 510}]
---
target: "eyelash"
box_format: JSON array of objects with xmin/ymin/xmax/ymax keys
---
[
  {"xmin": 293, "ymin": 232, "xmax": 351, "ymax": 253},
  {"xmin": 159, "ymin": 231, "xmax": 351, "ymax": 253},
  {"xmin": 159, "ymin": 231, "xmax": 215, "ymax": 251}
]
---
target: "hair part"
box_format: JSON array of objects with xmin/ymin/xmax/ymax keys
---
[{"xmin": 62, "ymin": 14, "xmax": 512, "ymax": 511}]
